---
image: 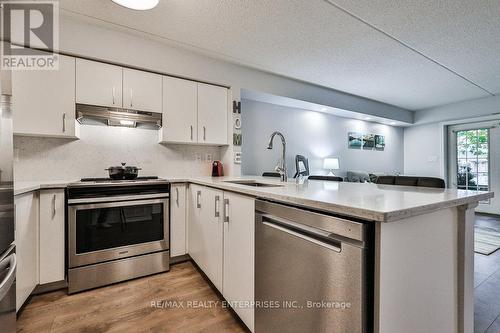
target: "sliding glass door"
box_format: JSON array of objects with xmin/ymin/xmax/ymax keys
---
[{"xmin": 448, "ymin": 121, "xmax": 500, "ymax": 214}]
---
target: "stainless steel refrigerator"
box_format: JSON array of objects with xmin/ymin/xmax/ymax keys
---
[{"xmin": 0, "ymin": 59, "xmax": 16, "ymax": 332}]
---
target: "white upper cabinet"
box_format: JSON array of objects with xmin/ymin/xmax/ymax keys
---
[
  {"xmin": 76, "ymin": 58, "xmax": 123, "ymax": 108},
  {"xmin": 122, "ymin": 68, "xmax": 162, "ymax": 112},
  {"xmin": 197, "ymin": 83, "xmax": 228, "ymax": 145},
  {"xmin": 12, "ymin": 54, "xmax": 78, "ymax": 138},
  {"xmin": 159, "ymin": 76, "xmax": 198, "ymax": 143}
]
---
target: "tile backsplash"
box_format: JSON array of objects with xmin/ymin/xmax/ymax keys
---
[{"xmin": 14, "ymin": 125, "xmax": 220, "ymax": 181}]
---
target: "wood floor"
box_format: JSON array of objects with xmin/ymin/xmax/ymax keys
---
[
  {"xmin": 17, "ymin": 261, "xmax": 247, "ymax": 333},
  {"xmin": 475, "ymin": 214, "xmax": 500, "ymax": 333}
]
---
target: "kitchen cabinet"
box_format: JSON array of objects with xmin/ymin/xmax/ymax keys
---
[
  {"xmin": 187, "ymin": 184, "xmax": 255, "ymax": 331},
  {"xmin": 159, "ymin": 79, "xmax": 228, "ymax": 146},
  {"xmin": 122, "ymin": 68, "xmax": 162, "ymax": 112},
  {"xmin": 76, "ymin": 58, "xmax": 123, "ymax": 108},
  {"xmin": 15, "ymin": 192, "xmax": 39, "ymax": 311},
  {"xmin": 222, "ymin": 192, "xmax": 255, "ymax": 331},
  {"xmin": 12, "ymin": 54, "xmax": 78, "ymax": 138},
  {"xmin": 170, "ymin": 184, "xmax": 187, "ymax": 257},
  {"xmin": 187, "ymin": 184, "xmax": 223, "ymax": 291},
  {"xmin": 197, "ymin": 83, "xmax": 228, "ymax": 145},
  {"xmin": 159, "ymin": 76, "xmax": 198, "ymax": 144},
  {"xmin": 39, "ymin": 189, "xmax": 65, "ymax": 284}
]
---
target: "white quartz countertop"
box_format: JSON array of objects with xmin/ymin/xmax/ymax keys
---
[{"xmin": 14, "ymin": 176, "xmax": 493, "ymax": 222}]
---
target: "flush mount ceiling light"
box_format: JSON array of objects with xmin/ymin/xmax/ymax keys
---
[{"xmin": 111, "ymin": 0, "xmax": 159, "ymax": 10}]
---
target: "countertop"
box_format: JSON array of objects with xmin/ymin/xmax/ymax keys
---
[{"xmin": 14, "ymin": 176, "xmax": 493, "ymax": 222}]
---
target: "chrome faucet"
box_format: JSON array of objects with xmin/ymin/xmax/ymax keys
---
[{"xmin": 267, "ymin": 131, "xmax": 287, "ymax": 182}]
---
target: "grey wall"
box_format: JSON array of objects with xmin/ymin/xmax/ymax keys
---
[
  {"xmin": 404, "ymin": 123, "xmax": 443, "ymax": 177},
  {"xmin": 241, "ymin": 99, "xmax": 404, "ymax": 178}
]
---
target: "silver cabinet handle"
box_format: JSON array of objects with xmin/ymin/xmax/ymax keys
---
[
  {"xmin": 203, "ymin": 126, "xmax": 206, "ymax": 141},
  {"xmin": 130, "ymin": 88, "xmax": 133, "ymax": 107},
  {"xmin": 62, "ymin": 113, "xmax": 66, "ymax": 133},
  {"xmin": 176, "ymin": 187, "xmax": 179, "ymax": 207},
  {"xmin": 112, "ymin": 86, "xmax": 116, "ymax": 105},
  {"xmin": 0, "ymin": 254, "xmax": 16, "ymax": 301},
  {"xmin": 215, "ymin": 195, "xmax": 220, "ymax": 218},
  {"xmin": 190, "ymin": 125, "xmax": 193, "ymax": 141},
  {"xmin": 52, "ymin": 194, "xmax": 56, "ymax": 218},
  {"xmin": 223, "ymin": 198, "xmax": 229, "ymax": 223},
  {"xmin": 196, "ymin": 191, "xmax": 201, "ymax": 209}
]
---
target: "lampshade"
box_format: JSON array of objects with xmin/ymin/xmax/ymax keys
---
[{"xmin": 323, "ymin": 157, "xmax": 340, "ymax": 170}]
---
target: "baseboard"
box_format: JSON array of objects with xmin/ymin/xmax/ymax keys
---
[{"xmin": 33, "ymin": 280, "xmax": 68, "ymax": 295}]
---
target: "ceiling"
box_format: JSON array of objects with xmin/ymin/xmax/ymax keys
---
[{"xmin": 58, "ymin": 0, "xmax": 500, "ymax": 110}]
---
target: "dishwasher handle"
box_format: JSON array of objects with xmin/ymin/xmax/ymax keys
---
[{"xmin": 261, "ymin": 214, "xmax": 341, "ymax": 253}]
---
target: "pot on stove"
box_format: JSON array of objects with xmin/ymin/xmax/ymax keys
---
[{"xmin": 105, "ymin": 163, "xmax": 142, "ymax": 180}]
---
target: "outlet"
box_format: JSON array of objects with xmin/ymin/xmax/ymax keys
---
[
  {"xmin": 195, "ymin": 154, "xmax": 202, "ymax": 163},
  {"xmin": 206, "ymin": 154, "xmax": 213, "ymax": 163}
]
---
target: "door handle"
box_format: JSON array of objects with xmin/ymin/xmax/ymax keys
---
[
  {"xmin": 223, "ymin": 198, "xmax": 229, "ymax": 223},
  {"xmin": 215, "ymin": 195, "xmax": 220, "ymax": 218},
  {"xmin": 176, "ymin": 187, "xmax": 179, "ymax": 207},
  {"xmin": 0, "ymin": 254, "xmax": 16, "ymax": 301},
  {"xmin": 112, "ymin": 86, "xmax": 116, "ymax": 105},
  {"xmin": 52, "ymin": 194, "xmax": 56, "ymax": 219},
  {"xmin": 62, "ymin": 113, "xmax": 66, "ymax": 133},
  {"xmin": 190, "ymin": 125, "xmax": 193, "ymax": 141},
  {"xmin": 196, "ymin": 191, "xmax": 201, "ymax": 208},
  {"xmin": 203, "ymin": 126, "xmax": 206, "ymax": 141}
]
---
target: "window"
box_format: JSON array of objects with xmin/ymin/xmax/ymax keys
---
[{"xmin": 456, "ymin": 128, "xmax": 489, "ymax": 192}]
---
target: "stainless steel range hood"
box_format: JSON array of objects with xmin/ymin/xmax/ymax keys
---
[{"xmin": 76, "ymin": 104, "xmax": 162, "ymax": 129}]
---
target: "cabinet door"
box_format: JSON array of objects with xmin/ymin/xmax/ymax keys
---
[
  {"xmin": 39, "ymin": 190, "xmax": 65, "ymax": 284},
  {"xmin": 15, "ymin": 192, "xmax": 39, "ymax": 311},
  {"xmin": 159, "ymin": 76, "xmax": 198, "ymax": 143},
  {"xmin": 12, "ymin": 54, "xmax": 77, "ymax": 138},
  {"xmin": 197, "ymin": 83, "xmax": 228, "ymax": 145},
  {"xmin": 223, "ymin": 192, "xmax": 255, "ymax": 331},
  {"xmin": 170, "ymin": 184, "xmax": 187, "ymax": 257},
  {"xmin": 76, "ymin": 58, "xmax": 122, "ymax": 108},
  {"xmin": 123, "ymin": 68, "xmax": 162, "ymax": 112},
  {"xmin": 187, "ymin": 184, "xmax": 223, "ymax": 291}
]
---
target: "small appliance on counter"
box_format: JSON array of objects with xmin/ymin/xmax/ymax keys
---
[{"xmin": 212, "ymin": 161, "xmax": 224, "ymax": 177}]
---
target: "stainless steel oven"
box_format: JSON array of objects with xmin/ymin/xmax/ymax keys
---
[{"xmin": 67, "ymin": 179, "xmax": 170, "ymax": 293}]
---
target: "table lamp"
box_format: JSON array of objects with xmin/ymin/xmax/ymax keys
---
[{"xmin": 323, "ymin": 157, "xmax": 340, "ymax": 176}]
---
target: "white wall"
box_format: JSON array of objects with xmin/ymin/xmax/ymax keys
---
[
  {"xmin": 13, "ymin": 125, "xmax": 219, "ymax": 181},
  {"xmin": 241, "ymin": 99, "xmax": 404, "ymax": 178},
  {"xmin": 403, "ymin": 123, "xmax": 443, "ymax": 177}
]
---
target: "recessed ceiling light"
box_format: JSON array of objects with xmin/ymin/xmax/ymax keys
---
[
  {"xmin": 390, "ymin": 121, "xmax": 397, "ymax": 125},
  {"xmin": 364, "ymin": 117, "xmax": 371, "ymax": 120},
  {"xmin": 320, "ymin": 107, "xmax": 328, "ymax": 111},
  {"xmin": 111, "ymin": 0, "xmax": 159, "ymax": 10}
]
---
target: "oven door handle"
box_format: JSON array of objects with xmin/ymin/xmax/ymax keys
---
[
  {"xmin": 69, "ymin": 197, "xmax": 168, "ymax": 210},
  {"xmin": 68, "ymin": 193, "xmax": 169, "ymax": 205}
]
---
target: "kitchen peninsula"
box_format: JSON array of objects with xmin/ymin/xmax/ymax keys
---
[{"xmin": 14, "ymin": 176, "xmax": 491, "ymax": 333}]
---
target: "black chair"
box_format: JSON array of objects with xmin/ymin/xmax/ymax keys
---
[
  {"xmin": 416, "ymin": 177, "xmax": 446, "ymax": 189},
  {"xmin": 262, "ymin": 172, "xmax": 281, "ymax": 178},
  {"xmin": 293, "ymin": 155, "xmax": 310, "ymax": 178},
  {"xmin": 308, "ymin": 175, "xmax": 343, "ymax": 181}
]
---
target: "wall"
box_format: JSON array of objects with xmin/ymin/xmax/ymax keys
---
[
  {"xmin": 403, "ymin": 123, "xmax": 443, "ymax": 177},
  {"xmin": 241, "ymin": 99, "xmax": 404, "ymax": 177},
  {"xmin": 13, "ymin": 125, "xmax": 219, "ymax": 181}
]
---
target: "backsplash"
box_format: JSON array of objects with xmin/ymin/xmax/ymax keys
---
[{"xmin": 14, "ymin": 125, "xmax": 220, "ymax": 181}]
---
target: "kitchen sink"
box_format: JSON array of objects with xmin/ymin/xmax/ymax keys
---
[{"xmin": 223, "ymin": 180, "xmax": 284, "ymax": 187}]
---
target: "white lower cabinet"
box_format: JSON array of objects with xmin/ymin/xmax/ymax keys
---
[
  {"xmin": 15, "ymin": 192, "xmax": 39, "ymax": 312},
  {"xmin": 39, "ymin": 189, "xmax": 65, "ymax": 284},
  {"xmin": 188, "ymin": 184, "xmax": 224, "ymax": 291},
  {"xmin": 170, "ymin": 184, "xmax": 187, "ymax": 257},
  {"xmin": 222, "ymin": 192, "xmax": 255, "ymax": 332},
  {"xmin": 188, "ymin": 184, "xmax": 254, "ymax": 331}
]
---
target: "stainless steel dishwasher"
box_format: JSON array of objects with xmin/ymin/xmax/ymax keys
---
[{"xmin": 255, "ymin": 200, "xmax": 372, "ymax": 333}]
